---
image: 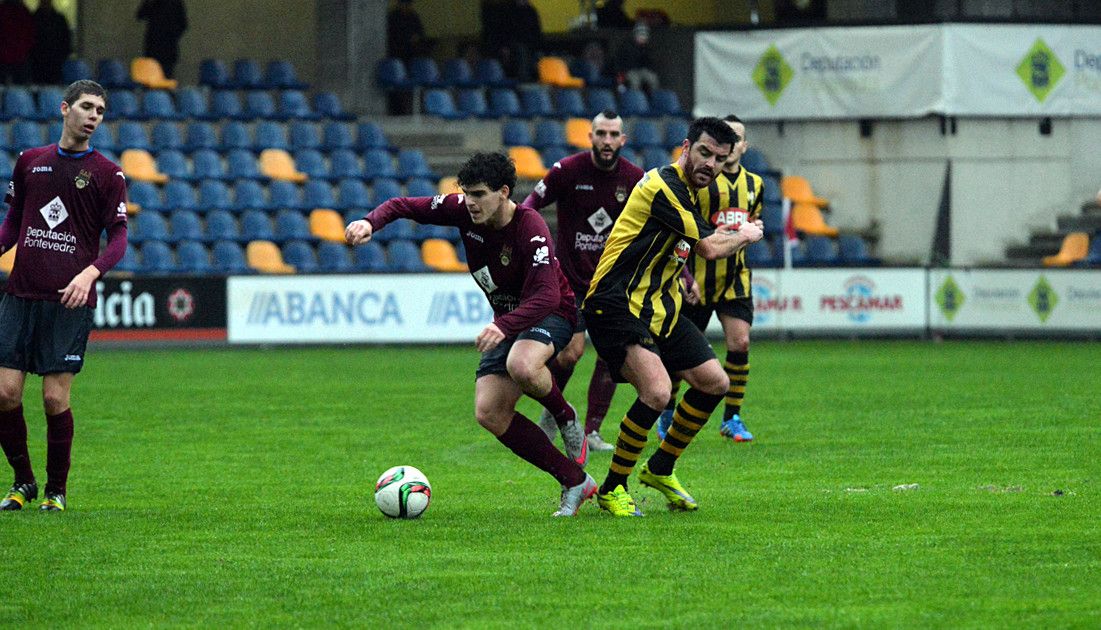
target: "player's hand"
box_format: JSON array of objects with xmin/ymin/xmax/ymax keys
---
[
  {"xmin": 345, "ymin": 219, "xmax": 373, "ymax": 246},
  {"xmin": 738, "ymin": 220, "xmax": 764, "ymax": 243},
  {"xmin": 59, "ymin": 266, "xmax": 99, "ymax": 309},
  {"xmin": 475, "ymin": 323, "xmax": 506, "ymax": 353},
  {"xmin": 685, "ymin": 280, "xmax": 701, "ymax": 305}
]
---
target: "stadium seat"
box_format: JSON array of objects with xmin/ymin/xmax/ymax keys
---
[
  {"xmin": 541, "ymin": 146, "xmax": 570, "ymax": 166},
  {"xmin": 1079, "ymin": 235, "xmax": 1101, "ymax": 267},
  {"xmin": 8, "ymin": 122, "xmax": 44, "ymax": 152},
  {"xmin": 140, "ymin": 241, "xmax": 177, "ymax": 274},
  {"xmin": 62, "ymin": 58, "xmax": 93, "ymax": 84},
  {"xmin": 791, "ymin": 202, "xmax": 839, "ymax": 237},
  {"xmin": 34, "ymin": 88, "xmax": 64, "ymax": 121},
  {"xmin": 800, "ymin": 235, "xmax": 840, "ymax": 267},
  {"xmin": 502, "ymin": 120, "xmax": 533, "ymax": 147},
  {"xmin": 406, "ymin": 178, "xmax": 436, "ymax": 198},
  {"xmin": 131, "ymin": 58, "xmax": 177, "ymax": 90},
  {"xmin": 537, "ymin": 56, "xmax": 584, "ymax": 88},
  {"xmin": 352, "ymin": 241, "xmax": 389, "ymax": 272},
  {"xmin": 741, "ymin": 148, "xmax": 772, "ymax": 175},
  {"xmin": 233, "ymin": 180, "xmax": 268, "ymax": 211},
  {"xmin": 569, "ymin": 58, "xmax": 613, "ymax": 88},
  {"xmin": 745, "ymin": 239, "xmax": 776, "ymax": 268},
  {"xmin": 210, "ymin": 90, "xmax": 246, "ymax": 121},
  {"xmin": 650, "ymin": 89, "xmax": 686, "ymax": 117},
  {"xmin": 268, "ymin": 181, "xmax": 304, "ymax": 210},
  {"xmin": 618, "ymin": 89, "xmax": 651, "ymax": 117},
  {"xmin": 565, "ymin": 118, "xmax": 591, "ymax": 150},
  {"xmin": 255, "ymin": 121, "xmax": 290, "ymax": 151},
  {"xmin": 376, "ymin": 58, "xmax": 412, "ymax": 90},
  {"xmin": 302, "ymin": 179, "xmax": 337, "ymax": 209},
  {"xmin": 176, "ymin": 240, "xmax": 214, "ymax": 274},
  {"xmin": 364, "ymin": 179, "xmax": 397, "ymax": 209},
  {"xmin": 553, "ymin": 89, "xmax": 586, "ymax": 119},
  {"xmin": 397, "ymin": 149, "xmax": 435, "ymax": 181},
  {"xmin": 265, "ymin": 60, "xmax": 308, "ymax": 90},
  {"xmin": 329, "ymin": 149, "xmax": 362, "ymax": 180},
  {"xmin": 336, "ymin": 179, "xmax": 372, "ymax": 212},
  {"xmin": 631, "ymin": 120, "xmax": 663, "ymax": 149},
  {"xmin": 642, "ymin": 147, "xmax": 669, "ymax": 170},
  {"xmin": 226, "ymin": 149, "xmax": 263, "ymax": 180},
  {"xmin": 423, "ymin": 89, "xmax": 464, "ymax": 120},
  {"xmin": 408, "ymin": 57, "xmax": 445, "ymax": 88},
  {"xmin": 184, "ymin": 122, "xmax": 219, "ymax": 152},
  {"xmin": 108, "ymin": 243, "xmax": 138, "ymax": 274},
  {"xmin": 117, "ymin": 122, "xmax": 152, "ymax": 151},
  {"xmin": 313, "ymin": 92, "xmax": 356, "ymax": 121},
  {"xmin": 356, "ymin": 122, "xmax": 390, "ymax": 151},
  {"xmin": 665, "ymin": 120, "xmax": 689, "ymax": 147},
  {"xmin": 152, "ymin": 122, "xmax": 184, "ymax": 151},
  {"xmin": 282, "ymin": 240, "xmax": 318, "ymax": 273},
  {"xmin": 508, "ymin": 146, "xmax": 548, "ymax": 180},
  {"xmin": 96, "ymin": 58, "xmax": 134, "ymax": 89},
  {"xmin": 212, "ymin": 240, "xmax": 253, "ymax": 274},
  {"xmin": 220, "ymin": 121, "xmax": 252, "ymax": 151},
  {"xmin": 487, "ymin": 89, "xmax": 522, "ymax": 118},
  {"xmin": 1043, "ymin": 232, "xmax": 1089, "ymax": 267},
  {"xmin": 155, "ymin": 149, "xmax": 191, "ymax": 181},
  {"xmin": 415, "ymin": 223, "xmax": 454, "ymax": 242},
  {"xmin": 199, "ymin": 180, "xmax": 234, "ymax": 212},
  {"xmin": 437, "ymin": 176, "xmax": 460, "ymax": 195},
  {"xmin": 474, "ymin": 58, "xmax": 515, "ymax": 88},
  {"xmin": 838, "ymin": 234, "xmax": 880, "ymax": 266},
  {"xmin": 388, "ymin": 239, "xmax": 429, "ymax": 272},
  {"xmin": 782, "ymin": 175, "xmax": 830, "ymax": 207},
  {"xmin": 131, "ymin": 211, "xmax": 170, "ymax": 244},
  {"xmin": 275, "ymin": 210, "xmax": 313, "ymax": 243},
  {"xmin": 317, "ymin": 241, "xmax": 353, "ymax": 272},
  {"xmin": 241, "ymin": 210, "xmax": 275, "ymax": 241},
  {"xmin": 1, "ymin": 88, "xmax": 36, "ymax": 122},
  {"xmin": 163, "ymin": 181, "xmax": 198, "ymax": 212},
  {"xmin": 586, "ymin": 89, "xmax": 617, "ymax": 116},
  {"xmin": 293, "ymin": 149, "xmax": 329, "ymax": 181},
  {"xmin": 121, "ymin": 149, "xmax": 168, "ymax": 184},
  {"xmin": 169, "ymin": 210, "xmax": 204, "ymax": 243},
  {"xmin": 46, "ymin": 120, "xmax": 63, "ymax": 144},
  {"xmin": 323, "ymin": 122, "xmax": 355, "ymax": 151},
  {"xmin": 199, "ymin": 59, "xmax": 231, "ymax": 88},
  {"xmin": 456, "ymin": 89, "xmax": 488, "ymax": 118},
  {"xmin": 533, "ymin": 120, "xmax": 567, "ymax": 150},
  {"xmin": 442, "ymin": 58, "xmax": 477, "ymax": 88},
  {"xmin": 619, "ymin": 147, "xmax": 641, "ymax": 168},
  {"xmin": 290, "ymin": 122, "xmax": 322, "ymax": 152},
  {"xmin": 363, "ymin": 149, "xmax": 397, "ymax": 181},
  {"xmin": 519, "ymin": 86, "xmax": 555, "ymax": 118},
  {"xmin": 259, "ymin": 149, "xmax": 307, "ymax": 183},
  {"xmin": 127, "ymin": 181, "xmax": 163, "ymax": 212},
  {"xmin": 310, "ymin": 209, "xmax": 347, "ymax": 242},
  {"xmin": 247, "ymin": 240, "xmax": 295, "ymax": 274},
  {"xmin": 233, "ymin": 59, "xmax": 266, "ymax": 90},
  {"xmin": 763, "ymin": 175, "xmax": 782, "ymax": 204},
  {"xmin": 205, "ymin": 210, "xmax": 240, "ymax": 241},
  {"xmin": 761, "ymin": 201, "xmax": 783, "ymax": 239},
  {"xmin": 110, "ymin": 90, "xmax": 142, "ymax": 120},
  {"xmin": 372, "ymin": 218, "xmax": 415, "ymax": 244},
  {"xmin": 421, "ymin": 239, "xmax": 468, "ymax": 272},
  {"xmin": 280, "ymin": 91, "xmax": 320, "ymax": 121}
]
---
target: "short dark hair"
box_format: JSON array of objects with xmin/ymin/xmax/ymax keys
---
[
  {"xmin": 686, "ymin": 116, "xmax": 737, "ymax": 148},
  {"xmin": 62, "ymin": 80, "xmax": 107, "ymax": 108},
  {"xmin": 723, "ymin": 114, "xmax": 743, "ymax": 125},
  {"xmin": 457, "ymin": 151, "xmax": 516, "ymax": 192},
  {"xmin": 598, "ymin": 108, "xmax": 619, "ymax": 120}
]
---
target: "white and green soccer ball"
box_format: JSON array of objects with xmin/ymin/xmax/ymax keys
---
[{"xmin": 374, "ymin": 465, "xmax": 432, "ymax": 519}]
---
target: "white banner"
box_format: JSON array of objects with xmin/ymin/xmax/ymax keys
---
[
  {"xmin": 929, "ymin": 269, "xmax": 1101, "ymax": 330},
  {"xmin": 227, "ymin": 274, "xmax": 493, "ymax": 344}
]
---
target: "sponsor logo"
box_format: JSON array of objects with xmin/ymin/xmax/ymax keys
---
[
  {"xmin": 472, "ymin": 266, "xmax": 498, "ymax": 294},
  {"xmin": 246, "ymin": 291, "xmax": 403, "ymax": 326},
  {"xmin": 500, "ymin": 245, "xmax": 512, "ymax": 267},
  {"xmin": 711, "ymin": 208, "xmax": 747, "ymax": 229},
  {"xmin": 615, "ymin": 185, "xmax": 627, "ymax": 203},
  {"xmin": 801, "ymin": 53, "xmax": 881, "ymax": 73},
  {"xmin": 752, "ymin": 277, "xmax": 802, "ymax": 325},
  {"xmin": 74, "ymin": 169, "xmax": 92, "ymax": 190},
  {"xmin": 1017, "ymin": 38, "xmax": 1064, "ymax": 103},
  {"xmin": 935, "ymin": 275, "xmax": 965, "ymax": 322},
  {"xmin": 31, "ymin": 166, "xmax": 52, "ymax": 174},
  {"xmin": 64, "ymin": 354, "xmax": 82, "ymax": 362},
  {"xmin": 819, "ymin": 276, "xmax": 903, "ymax": 323},
  {"xmin": 167, "ymin": 288, "xmax": 195, "ymax": 323},
  {"xmin": 529, "ymin": 327, "xmax": 551, "ymax": 340},
  {"xmin": 95, "ymin": 281, "xmax": 156, "ymax": 328},
  {"xmin": 575, "ymin": 184, "xmax": 594, "ymax": 191},
  {"xmin": 465, "ymin": 230, "xmax": 484, "ymax": 243},
  {"xmin": 532, "ymin": 245, "xmax": 549, "ymax": 266},
  {"xmin": 23, "ymin": 225, "xmax": 76, "ymax": 255},
  {"xmin": 426, "ymin": 291, "xmax": 494, "ymax": 325},
  {"xmin": 587, "ymin": 207, "xmax": 613, "ymax": 233},
  {"xmin": 574, "ymin": 232, "xmax": 607, "ymax": 252},
  {"xmin": 1028, "ymin": 275, "xmax": 1057, "ymax": 323},
  {"xmin": 39, "ymin": 196, "xmax": 69, "ymax": 230},
  {"xmin": 753, "ymin": 44, "xmax": 794, "ymax": 106}
]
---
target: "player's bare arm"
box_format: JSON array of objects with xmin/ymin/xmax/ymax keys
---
[
  {"xmin": 345, "ymin": 219, "xmax": 374, "ymax": 245},
  {"xmin": 695, "ymin": 221, "xmax": 764, "ymax": 261}
]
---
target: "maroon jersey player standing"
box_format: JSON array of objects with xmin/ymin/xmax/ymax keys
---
[
  {"xmin": 0, "ymin": 80, "xmax": 129, "ymax": 512},
  {"xmin": 522, "ymin": 109, "xmax": 644, "ymax": 453},
  {"xmin": 345, "ymin": 152, "xmax": 597, "ymax": 517}
]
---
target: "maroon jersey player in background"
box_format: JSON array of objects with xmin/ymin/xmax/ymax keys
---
[
  {"xmin": 345, "ymin": 152, "xmax": 597, "ymax": 517},
  {"xmin": 0, "ymin": 80, "xmax": 129, "ymax": 512},
  {"xmin": 522, "ymin": 109, "xmax": 644, "ymax": 453}
]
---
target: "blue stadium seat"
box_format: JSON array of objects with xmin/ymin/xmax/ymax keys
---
[
  {"xmin": 533, "ymin": 120, "xmax": 567, "ymax": 150},
  {"xmin": 353, "ymin": 241, "xmax": 389, "ymax": 272},
  {"xmin": 131, "ymin": 211, "xmax": 170, "ymax": 244},
  {"xmin": 169, "ymin": 210, "xmax": 204, "ymax": 243},
  {"xmin": 665, "ymin": 120, "xmax": 689, "ymax": 148},
  {"xmin": 376, "ymin": 58, "xmax": 411, "ymax": 90},
  {"xmin": 317, "ymin": 241, "xmax": 353, "ymax": 272},
  {"xmin": 631, "ymin": 120, "xmax": 663, "ymax": 149},
  {"xmin": 293, "ymin": 149, "xmax": 329, "ymax": 180},
  {"xmin": 210, "ymin": 91, "xmax": 245, "ymax": 120},
  {"xmin": 408, "ymin": 57, "xmax": 444, "ymax": 88},
  {"xmin": 268, "ymin": 181, "xmax": 304, "ymax": 210},
  {"xmin": 520, "ymin": 86, "xmax": 554, "ymax": 118},
  {"xmin": 191, "ymin": 149, "xmax": 227, "ymax": 181},
  {"xmin": 363, "ymin": 149, "xmax": 397, "ymax": 181},
  {"xmin": 233, "ymin": 59, "xmax": 265, "ymax": 90},
  {"xmin": 163, "ymin": 181, "xmax": 198, "ymax": 212},
  {"xmin": 541, "ymin": 146, "xmax": 570, "ymax": 166},
  {"xmin": 109, "ymin": 90, "xmax": 142, "ymax": 120},
  {"xmin": 442, "ymin": 58, "xmax": 477, "ymax": 88},
  {"xmin": 199, "ymin": 59, "xmax": 231, "ymax": 88},
  {"xmin": 372, "ymin": 178, "xmax": 403, "ymax": 206},
  {"xmin": 569, "ymin": 58, "xmax": 613, "ymax": 88},
  {"xmin": 415, "ymin": 223, "xmax": 454, "ymax": 241},
  {"xmin": 143, "ymin": 91, "xmax": 183, "ymax": 120},
  {"xmin": 502, "ymin": 120, "xmax": 532, "ymax": 147},
  {"xmin": 801, "ymin": 235, "xmax": 840, "ymax": 267},
  {"xmin": 302, "ymin": 179, "xmax": 337, "ymax": 209},
  {"xmin": 97, "ymin": 149, "xmax": 120, "ymax": 164},
  {"xmin": 233, "ymin": 180, "xmax": 268, "ymax": 211},
  {"xmin": 127, "ymin": 181, "xmax": 163, "ymax": 212},
  {"xmin": 329, "ymin": 149, "xmax": 362, "ymax": 180},
  {"xmin": 176, "ymin": 87, "xmax": 211, "ymax": 120},
  {"xmin": 184, "ymin": 122, "xmax": 219, "ymax": 152},
  {"xmin": 255, "ymin": 121, "xmax": 289, "ymax": 151},
  {"xmin": 9, "ymin": 122, "xmax": 44, "ymax": 152},
  {"xmin": 282, "ymin": 240, "xmax": 318, "ymax": 272},
  {"xmin": 336, "ymin": 178, "xmax": 372, "ymax": 212},
  {"xmin": 586, "ymin": 89, "xmax": 617, "ymax": 116},
  {"xmin": 280, "ymin": 91, "xmax": 320, "ymax": 121},
  {"xmin": 387, "ymin": 239, "xmax": 428, "ymax": 272},
  {"xmin": 642, "ymin": 147, "xmax": 670, "ymax": 170},
  {"xmin": 205, "ymin": 210, "xmax": 240, "ymax": 241},
  {"xmin": 62, "ymin": 58, "xmax": 92, "ymax": 84},
  {"xmin": 373, "ymin": 218, "xmax": 416, "ymax": 245},
  {"xmin": 220, "ymin": 121, "xmax": 252, "ymax": 151},
  {"xmin": 226, "ymin": 149, "xmax": 263, "ymax": 180},
  {"xmin": 618, "ymin": 89, "xmax": 651, "ymax": 117},
  {"xmin": 745, "ymin": 239, "xmax": 776, "ymax": 268},
  {"xmin": 474, "ymin": 58, "xmax": 514, "ymax": 88},
  {"xmin": 140, "ymin": 241, "xmax": 176, "ymax": 274},
  {"xmin": 156, "ymin": 149, "xmax": 191, "ymax": 181},
  {"xmin": 1079, "ymin": 235, "xmax": 1101, "ymax": 267},
  {"xmin": 761, "ymin": 202, "xmax": 783, "ymax": 239},
  {"xmin": 651, "ymin": 89, "xmax": 686, "ymax": 117},
  {"xmin": 487, "ymin": 89, "xmax": 522, "ymax": 118},
  {"xmin": 838, "ymin": 234, "xmax": 880, "ymax": 266},
  {"xmin": 274, "ymin": 210, "xmax": 312, "ymax": 242},
  {"xmin": 245, "ymin": 91, "xmax": 278, "ymax": 120},
  {"xmin": 406, "ymin": 178, "xmax": 436, "ymax": 198},
  {"xmin": 152, "ymin": 122, "xmax": 184, "ymax": 152},
  {"xmin": 96, "ymin": 58, "xmax": 134, "ymax": 89},
  {"xmin": 323, "ymin": 122, "xmax": 355, "ymax": 151},
  {"xmin": 457, "ymin": 89, "xmax": 488, "ymax": 118},
  {"xmin": 116, "ymin": 122, "xmax": 151, "ymax": 151},
  {"xmin": 619, "ymin": 147, "xmax": 641, "ymax": 168},
  {"xmin": 241, "ymin": 210, "xmax": 275, "ymax": 241},
  {"xmin": 356, "ymin": 122, "xmax": 390, "ymax": 150},
  {"xmin": 115, "ymin": 243, "xmax": 141, "ymax": 273},
  {"xmin": 742, "ymin": 148, "xmax": 772, "ymax": 176},
  {"xmin": 177, "ymin": 240, "xmax": 214, "ymax": 273},
  {"xmin": 265, "ymin": 60, "xmax": 308, "ymax": 90},
  {"xmin": 763, "ymin": 175, "xmax": 782, "ymax": 204},
  {"xmin": 397, "ymin": 149, "xmax": 435, "ymax": 180},
  {"xmin": 456, "ymin": 241, "xmax": 467, "ymax": 263},
  {"xmin": 313, "ymin": 92, "xmax": 356, "ymax": 121},
  {"xmin": 46, "ymin": 121, "xmax": 63, "ymax": 145},
  {"xmin": 199, "ymin": 180, "xmax": 234, "ymax": 212},
  {"xmin": 34, "ymin": 88, "xmax": 64, "ymax": 121},
  {"xmin": 212, "ymin": 240, "xmax": 253, "ymax": 274},
  {"xmin": 2, "ymin": 88, "xmax": 36, "ymax": 122},
  {"xmin": 423, "ymin": 89, "xmax": 464, "ymax": 120},
  {"xmin": 553, "ymin": 89, "xmax": 586, "ymax": 119}
]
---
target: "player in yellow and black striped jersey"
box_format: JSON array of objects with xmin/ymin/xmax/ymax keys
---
[
  {"xmin": 659, "ymin": 115, "xmax": 765, "ymax": 444},
  {"xmin": 581, "ymin": 117, "xmax": 765, "ymax": 517}
]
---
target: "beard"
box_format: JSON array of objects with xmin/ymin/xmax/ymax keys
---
[{"xmin": 591, "ymin": 145, "xmax": 622, "ymax": 170}]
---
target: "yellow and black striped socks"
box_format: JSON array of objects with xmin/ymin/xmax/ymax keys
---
[
  {"xmin": 647, "ymin": 388, "xmax": 724, "ymax": 475},
  {"xmin": 601, "ymin": 398, "xmax": 663, "ymax": 493},
  {"xmin": 724, "ymin": 351, "xmax": 749, "ymax": 419}
]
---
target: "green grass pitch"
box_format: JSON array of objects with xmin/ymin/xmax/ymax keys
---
[{"xmin": 1, "ymin": 341, "xmax": 1098, "ymax": 627}]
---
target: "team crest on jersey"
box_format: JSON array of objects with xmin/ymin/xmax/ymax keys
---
[
  {"xmin": 40, "ymin": 196, "xmax": 69, "ymax": 230},
  {"xmin": 499, "ymin": 245, "xmax": 512, "ymax": 266},
  {"xmin": 672, "ymin": 239, "xmax": 691, "ymax": 263},
  {"xmin": 615, "ymin": 185, "xmax": 627, "ymax": 203},
  {"xmin": 588, "ymin": 207, "xmax": 613, "ymax": 233},
  {"xmin": 74, "ymin": 169, "xmax": 92, "ymax": 189}
]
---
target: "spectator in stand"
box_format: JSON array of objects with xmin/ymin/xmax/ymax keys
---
[
  {"xmin": 596, "ymin": 0, "xmax": 633, "ymax": 29},
  {"xmin": 30, "ymin": 0, "xmax": 73, "ymax": 85},
  {"xmin": 136, "ymin": 0, "xmax": 188, "ymax": 79},
  {"xmin": 0, "ymin": 0, "xmax": 36, "ymax": 85},
  {"xmin": 614, "ymin": 22, "xmax": 660, "ymax": 95},
  {"xmin": 487, "ymin": 0, "xmax": 543, "ymax": 82},
  {"xmin": 387, "ymin": 0, "xmax": 432, "ymax": 61}
]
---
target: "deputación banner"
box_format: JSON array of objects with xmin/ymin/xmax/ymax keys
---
[{"xmin": 929, "ymin": 269, "xmax": 1101, "ymax": 331}]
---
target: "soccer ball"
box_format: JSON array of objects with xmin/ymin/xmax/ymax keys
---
[{"xmin": 374, "ymin": 465, "xmax": 432, "ymax": 519}]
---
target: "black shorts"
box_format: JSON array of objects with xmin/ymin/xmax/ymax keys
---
[
  {"xmin": 0, "ymin": 293, "xmax": 94, "ymax": 375},
  {"xmin": 571, "ymin": 292, "xmax": 587, "ymax": 334},
  {"xmin": 682, "ymin": 297, "xmax": 754, "ymax": 332},
  {"xmin": 584, "ymin": 306, "xmax": 716, "ymax": 383},
  {"xmin": 476, "ymin": 313, "xmax": 574, "ymax": 379}
]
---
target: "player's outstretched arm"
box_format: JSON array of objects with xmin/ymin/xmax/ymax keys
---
[{"xmin": 345, "ymin": 219, "xmax": 374, "ymax": 245}]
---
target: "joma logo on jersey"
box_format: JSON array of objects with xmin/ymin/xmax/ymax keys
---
[
  {"xmin": 31, "ymin": 166, "xmax": 53, "ymax": 173},
  {"xmin": 712, "ymin": 208, "xmax": 748, "ymax": 229}
]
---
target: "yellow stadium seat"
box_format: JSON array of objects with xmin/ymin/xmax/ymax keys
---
[
  {"xmin": 565, "ymin": 118, "xmax": 591, "ymax": 150},
  {"xmin": 422, "ymin": 239, "xmax": 468, "ymax": 272},
  {"xmin": 438, "ymin": 176, "xmax": 461, "ymax": 195},
  {"xmin": 791, "ymin": 202, "xmax": 839, "ymax": 237},
  {"xmin": 246, "ymin": 240, "xmax": 296, "ymax": 274},
  {"xmin": 537, "ymin": 56, "xmax": 584, "ymax": 88},
  {"xmin": 121, "ymin": 149, "xmax": 168, "ymax": 184},
  {"xmin": 509, "ymin": 146, "xmax": 548, "ymax": 180},
  {"xmin": 259, "ymin": 149, "xmax": 308, "ymax": 183},
  {"xmin": 131, "ymin": 57, "xmax": 177, "ymax": 90},
  {"xmin": 0, "ymin": 246, "xmax": 16, "ymax": 275},
  {"xmin": 781, "ymin": 175, "xmax": 830, "ymax": 207},
  {"xmin": 310, "ymin": 208, "xmax": 347, "ymax": 243},
  {"xmin": 1042, "ymin": 232, "xmax": 1089, "ymax": 267},
  {"xmin": 670, "ymin": 145, "xmax": 684, "ymax": 163}
]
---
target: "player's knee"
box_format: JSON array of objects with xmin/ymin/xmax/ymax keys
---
[
  {"xmin": 0, "ymin": 383, "xmax": 22, "ymax": 410},
  {"xmin": 638, "ymin": 384, "xmax": 670, "ymax": 411},
  {"xmin": 474, "ymin": 404, "xmax": 509, "ymax": 434},
  {"xmin": 41, "ymin": 391, "xmax": 70, "ymax": 415},
  {"xmin": 700, "ymin": 367, "xmax": 729, "ymax": 396},
  {"xmin": 730, "ymin": 335, "xmax": 750, "ymax": 354},
  {"xmin": 505, "ymin": 355, "xmax": 539, "ymax": 388}
]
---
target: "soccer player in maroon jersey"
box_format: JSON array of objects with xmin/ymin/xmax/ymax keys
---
[
  {"xmin": 522, "ymin": 109, "xmax": 644, "ymax": 453},
  {"xmin": 0, "ymin": 80, "xmax": 129, "ymax": 512},
  {"xmin": 345, "ymin": 152, "xmax": 597, "ymax": 517}
]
